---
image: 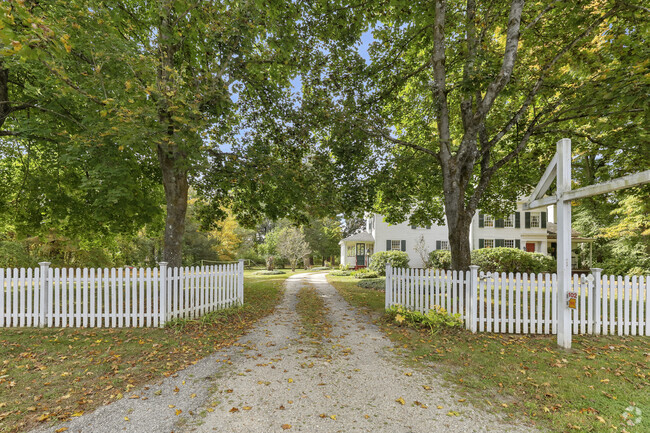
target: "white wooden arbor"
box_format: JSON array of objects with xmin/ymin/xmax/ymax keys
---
[{"xmin": 523, "ymin": 138, "xmax": 650, "ymax": 349}]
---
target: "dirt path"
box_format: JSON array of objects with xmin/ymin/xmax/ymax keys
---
[{"xmin": 34, "ymin": 273, "xmax": 539, "ymax": 433}]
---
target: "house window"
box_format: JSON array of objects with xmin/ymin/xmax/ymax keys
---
[
  {"xmin": 440, "ymin": 241, "xmax": 449, "ymax": 250},
  {"xmin": 531, "ymin": 212, "xmax": 541, "ymax": 228},
  {"xmin": 484, "ymin": 239, "xmax": 494, "ymax": 249},
  {"xmin": 504, "ymin": 214, "xmax": 514, "ymax": 228},
  {"xmin": 347, "ymin": 245, "xmax": 355, "ymax": 257},
  {"xmin": 504, "ymin": 239, "xmax": 515, "ymax": 248},
  {"xmin": 484, "ymin": 215, "xmax": 494, "ymax": 228},
  {"xmin": 391, "ymin": 240, "xmax": 401, "ymax": 251}
]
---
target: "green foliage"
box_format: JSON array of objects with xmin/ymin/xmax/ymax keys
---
[
  {"xmin": 470, "ymin": 248, "xmax": 556, "ymax": 274},
  {"xmin": 352, "ymin": 268, "xmax": 379, "ymax": 279},
  {"xmin": 428, "ymin": 250, "xmax": 452, "ymax": 270},
  {"xmin": 387, "ymin": 304, "xmax": 463, "ymax": 334},
  {"xmin": 311, "ymin": 266, "xmax": 330, "ymax": 271},
  {"xmin": 253, "ymin": 270, "xmax": 286, "ymax": 275},
  {"xmin": 368, "ymin": 251, "xmax": 410, "ymax": 275},
  {"xmin": 329, "ymin": 270, "xmax": 352, "ymax": 276},
  {"xmin": 0, "ymin": 240, "xmax": 33, "ymax": 268},
  {"xmin": 356, "ymin": 278, "xmax": 385, "ymax": 290}
]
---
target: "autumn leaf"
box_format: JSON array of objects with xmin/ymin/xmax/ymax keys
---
[
  {"xmin": 422, "ymin": 385, "xmax": 431, "ymax": 390},
  {"xmin": 281, "ymin": 424, "xmax": 292, "ymax": 430},
  {"xmin": 124, "ymin": 416, "xmax": 129, "ymax": 421},
  {"xmin": 396, "ymin": 397, "xmax": 405, "ymax": 405},
  {"xmin": 229, "ymin": 407, "xmax": 239, "ymax": 413},
  {"xmin": 288, "ymin": 378, "xmax": 293, "ymax": 383},
  {"xmin": 242, "ymin": 406, "xmax": 252, "ymax": 410},
  {"xmin": 330, "ymin": 414, "xmax": 337, "ymax": 420},
  {"xmin": 55, "ymin": 428, "xmax": 68, "ymax": 433},
  {"xmin": 175, "ymin": 409, "xmax": 182, "ymax": 416},
  {"xmin": 447, "ymin": 411, "xmax": 460, "ymax": 416}
]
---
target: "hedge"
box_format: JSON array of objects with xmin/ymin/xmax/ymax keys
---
[
  {"xmin": 427, "ymin": 247, "xmax": 556, "ymax": 274},
  {"xmin": 368, "ymin": 251, "xmax": 410, "ymax": 276}
]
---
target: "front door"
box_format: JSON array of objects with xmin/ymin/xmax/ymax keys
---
[
  {"xmin": 356, "ymin": 243, "xmax": 366, "ymax": 267},
  {"xmin": 526, "ymin": 242, "xmax": 536, "ymax": 253}
]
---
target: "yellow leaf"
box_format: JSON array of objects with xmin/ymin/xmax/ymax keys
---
[
  {"xmin": 437, "ymin": 405, "xmax": 443, "ymax": 409},
  {"xmin": 396, "ymin": 397, "xmax": 405, "ymax": 405},
  {"xmin": 422, "ymin": 385, "xmax": 432, "ymax": 390},
  {"xmin": 206, "ymin": 408, "xmax": 214, "ymax": 412},
  {"xmin": 404, "ymin": 372, "xmax": 412, "ymax": 376},
  {"xmin": 447, "ymin": 411, "xmax": 460, "ymax": 416},
  {"xmin": 242, "ymin": 406, "xmax": 252, "ymax": 410},
  {"xmin": 72, "ymin": 411, "xmax": 84, "ymax": 417},
  {"xmin": 281, "ymin": 424, "xmax": 292, "ymax": 430},
  {"xmin": 175, "ymin": 409, "xmax": 182, "ymax": 416},
  {"xmin": 288, "ymin": 378, "xmax": 293, "ymax": 383},
  {"xmin": 168, "ymin": 405, "xmax": 175, "ymax": 408},
  {"xmin": 330, "ymin": 414, "xmax": 337, "ymax": 420},
  {"xmin": 55, "ymin": 428, "xmax": 68, "ymax": 433},
  {"xmin": 124, "ymin": 417, "xmax": 129, "ymax": 421},
  {"xmin": 458, "ymin": 398, "xmax": 466, "ymax": 402},
  {"xmin": 190, "ymin": 393, "xmax": 197, "ymax": 398}
]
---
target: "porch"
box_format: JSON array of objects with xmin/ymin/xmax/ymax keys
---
[{"xmin": 339, "ymin": 232, "xmax": 375, "ymax": 270}]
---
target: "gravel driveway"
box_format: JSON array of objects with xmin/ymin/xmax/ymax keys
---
[{"xmin": 34, "ymin": 272, "xmax": 540, "ymax": 433}]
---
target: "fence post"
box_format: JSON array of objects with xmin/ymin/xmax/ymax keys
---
[
  {"xmin": 468, "ymin": 265, "xmax": 479, "ymax": 333},
  {"xmin": 158, "ymin": 262, "xmax": 168, "ymax": 327},
  {"xmin": 590, "ymin": 268, "xmax": 602, "ymax": 335},
  {"xmin": 385, "ymin": 264, "xmax": 392, "ymax": 310},
  {"xmin": 238, "ymin": 259, "xmax": 245, "ymax": 304},
  {"xmin": 38, "ymin": 262, "xmax": 51, "ymax": 327}
]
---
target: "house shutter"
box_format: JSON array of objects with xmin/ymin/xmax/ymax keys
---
[
  {"xmin": 426, "ymin": 225, "xmax": 431, "ymax": 229},
  {"xmin": 479, "ymin": 213, "xmax": 484, "ymax": 228},
  {"xmin": 479, "ymin": 239, "xmax": 485, "ymax": 249},
  {"xmin": 525, "ymin": 212, "xmax": 531, "ymax": 229},
  {"xmin": 386, "ymin": 240, "xmax": 391, "ymax": 251},
  {"xmin": 436, "ymin": 240, "xmax": 441, "ymax": 250},
  {"xmin": 495, "ymin": 218, "xmax": 504, "ymax": 228},
  {"xmin": 411, "ymin": 225, "xmax": 417, "ymax": 229},
  {"xmin": 496, "ymin": 239, "xmax": 504, "ymax": 248},
  {"xmin": 401, "ymin": 240, "xmax": 406, "ymax": 252},
  {"xmin": 541, "ymin": 212, "xmax": 547, "ymax": 229},
  {"xmin": 515, "ymin": 239, "xmax": 521, "ymax": 249},
  {"xmin": 515, "ymin": 212, "xmax": 521, "ymax": 228}
]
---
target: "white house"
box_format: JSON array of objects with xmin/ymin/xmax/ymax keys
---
[{"xmin": 339, "ymin": 200, "xmax": 564, "ymax": 269}]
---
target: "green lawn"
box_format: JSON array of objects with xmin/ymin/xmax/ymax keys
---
[
  {"xmin": 327, "ymin": 273, "xmax": 650, "ymax": 433},
  {"xmin": 0, "ymin": 270, "xmax": 295, "ymax": 433}
]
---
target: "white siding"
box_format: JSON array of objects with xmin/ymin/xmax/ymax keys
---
[{"xmin": 372, "ymin": 215, "xmax": 448, "ymax": 268}]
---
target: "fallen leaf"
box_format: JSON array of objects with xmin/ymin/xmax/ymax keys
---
[
  {"xmin": 175, "ymin": 409, "xmax": 182, "ymax": 416},
  {"xmin": 447, "ymin": 411, "xmax": 460, "ymax": 416},
  {"xmin": 169, "ymin": 404, "xmax": 175, "ymax": 408},
  {"xmin": 55, "ymin": 429, "xmax": 68, "ymax": 433},
  {"xmin": 71, "ymin": 411, "xmax": 84, "ymax": 417},
  {"xmin": 330, "ymin": 414, "xmax": 337, "ymax": 420},
  {"xmin": 281, "ymin": 424, "xmax": 292, "ymax": 430},
  {"xmin": 458, "ymin": 398, "xmax": 466, "ymax": 402},
  {"xmin": 364, "ymin": 414, "xmax": 370, "ymax": 419},
  {"xmin": 396, "ymin": 397, "xmax": 405, "ymax": 405},
  {"xmin": 173, "ymin": 387, "xmax": 180, "ymax": 393},
  {"xmin": 422, "ymin": 385, "xmax": 432, "ymax": 390},
  {"xmin": 124, "ymin": 417, "xmax": 129, "ymax": 421},
  {"xmin": 229, "ymin": 407, "xmax": 239, "ymax": 413},
  {"xmin": 404, "ymin": 372, "xmax": 412, "ymax": 376},
  {"xmin": 288, "ymin": 378, "xmax": 293, "ymax": 383},
  {"xmin": 242, "ymin": 406, "xmax": 252, "ymax": 411},
  {"xmin": 190, "ymin": 393, "xmax": 197, "ymax": 398}
]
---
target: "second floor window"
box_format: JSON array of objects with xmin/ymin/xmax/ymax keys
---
[
  {"xmin": 531, "ymin": 212, "xmax": 541, "ymax": 228},
  {"xmin": 484, "ymin": 215, "xmax": 494, "ymax": 228},
  {"xmin": 504, "ymin": 214, "xmax": 514, "ymax": 228}
]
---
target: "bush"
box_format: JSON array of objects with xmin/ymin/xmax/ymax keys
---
[
  {"xmin": 428, "ymin": 250, "xmax": 452, "ymax": 270},
  {"xmin": 470, "ymin": 248, "xmax": 556, "ymax": 274},
  {"xmin": 352, "ymin": 268, "xmax": 379, "ymax": 279},
  {"xmin": 311, "ymin": 266, "xmax": 330, "ymax": 271},
  {"xmin": 368, "ymin": 251, "xmax": 410, "ymax": 275},
  {"xmin": 356, "ymin": 278, "xmax": 385, "ymax": 290},
  {"xmin": 386, "ymin": 304, "xmax": 463, "ymax": 333},
  {"xmin": 330, "ymin": 270, "xmax": 352, "ymax": 276},
  {"xmin": 253, "ymin": 270, "xmax": 286, "ymax": 275},
  {"xmin": 627, "ymin": 266, "xmax": 650, "ymax": 276}
]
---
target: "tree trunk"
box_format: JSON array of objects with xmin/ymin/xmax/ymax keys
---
[
  {"xmin": 158, "ymin": 144, "xmax": 188, "ymax": 268},
  {"xmin": 443, "ymin": 175, "xmax": 474, "ymax": 271}
]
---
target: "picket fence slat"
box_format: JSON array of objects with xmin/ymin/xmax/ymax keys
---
[{"xmin": 385, "ymin": 267, "xmax": 649, "ymax": 337}]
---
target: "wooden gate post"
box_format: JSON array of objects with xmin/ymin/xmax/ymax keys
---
[
  {"xmin": 591, "ymin": 268, "xmax": 603, "ymax": 335},
  {"xmin": 468, "ymin": 265, "xmax": 479, "ymax": 333},
  {"xmin": 158, "ymin": 262, "xmax": 168, "ymax": 327},
  {"xmin": 385, "ymin": 264, "xmax": 392, "ymax": 309},
  {"xmin": 38, "ymin": 262, "xmax": 50, "ymax": 327}
]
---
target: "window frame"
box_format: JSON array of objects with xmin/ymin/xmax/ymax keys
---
[
  {"xmin": 390, "ymin": 240, "xmax": 401, "ymax": 251},
  {"xmin": 346, "ymin": 245, "xmax": 355, "ymax": 257},
  {"xmin": 484, "ymin": 214, "xmax": 494, "ymax": 228},
  {"xmin": 484, "ymin": 239, "xmax": 494, "ymax": 249},
  {"xmin": 504, "ymin": 239, "xmax": 515, "ymax": 248},
  {"xmin": 530, "ymin": 212, "xmax": 541, "ymax": 228},
  {"xmin": 504, "ymin": 214, "xmax": 514, "ymax": 228},
  {"xmin": 440, "ymin": 240, "xmax": 449, "ymax": 250}
]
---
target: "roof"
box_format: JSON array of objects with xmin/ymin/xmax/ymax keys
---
[
  {"xmin": 340, "ymin": 231, "xmax": 375, "ymax": 243},
  {"xmin": 546, "ymin": 223, "xmax": 594, "ymax": 241}
]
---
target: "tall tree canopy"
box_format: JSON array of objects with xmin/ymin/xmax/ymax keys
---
[
  {"xmin": 1, "ymin": 0, "xmax": 307, "ymax": 266},
  {"xmin": 301, "ymin": 0, "xmax": 649, "ymax": 270}
]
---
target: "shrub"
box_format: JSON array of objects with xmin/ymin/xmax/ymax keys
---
[
  {"xmin": 369, "ymin": 251, "xmax": 410, "ymax": 275},
  {"xmin": 330, "ymin": 270, "xmax": 352, "ymax": 276},
  {"xmin": 339, "ymin": 264, "xmax": 350, "ymax": 271},
  {"xmin": 470, "ymin": 248, "xmax": 556, "ymax": 274},
  {"xmin": 253, "ymin": 270, "xmax": 286, "ymax": 275},
  {"xmin": 428, "ymin": 250, "xmax": 452, "ymax": 270},
  {"xmin": 386, "ymin": 304, "xmax": 463, "ymax": 333},
  {"xmin": 356, "ymin": 278, "xmax": 385, "ymax": 290},
  {"xmin": 627, "ymin": 266, "xmax": 649, "ymax": 276},
  {"xmin": 311, "ymin": 266, "xmax": 330, "ymax": 271},
  {"xmin": 353, "ymin": 269, "xmax": 379, "ymax": 279}
]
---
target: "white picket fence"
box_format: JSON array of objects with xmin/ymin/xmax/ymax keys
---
[
  {"xmin": 385, "ymin": 265, "xmax": 650, "ymax": 336},
  {"xmin": 0, "ymin": 261, "xmax": 244, "ymax": 328}
]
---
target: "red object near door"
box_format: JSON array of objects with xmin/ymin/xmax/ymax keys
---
[{"xmin": 526, "ymin": 242, "xmax": 535, "ymax": 253}]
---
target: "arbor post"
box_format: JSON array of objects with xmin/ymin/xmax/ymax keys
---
[
  {"xmin": 591, "ymin": 268, "xmax": 603, "ymax": 335},
  {"xmin": 385, "ymin": 264, "xmax": 392, "ymax": 309},
  {"xmin": 38, "ymin": 262, "xmax": 50, "ymax": 327},
  {"xmin": 556, "ymin": 138, "xmax": 572, "ymax": 349},
  {"xmin": 468, "ymin": 265, "xmax": 479, "ymax": 333},
  {"xmin": 158, "ymin": 262, "xmax": 168, "ymax": 327}
]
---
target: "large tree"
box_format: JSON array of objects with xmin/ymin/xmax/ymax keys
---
[
  {"xmin": 301, "ymin": 0, "xmax": 648, "ymax": 270},
  {"xmin": 2, "ymin": 0, "xmax": 303, "ymax": 266}
]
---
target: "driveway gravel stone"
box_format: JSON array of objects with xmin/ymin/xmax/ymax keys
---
[{"xmin": 32, "ymin": 272, "xmax": 540, "ymax": 433}]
